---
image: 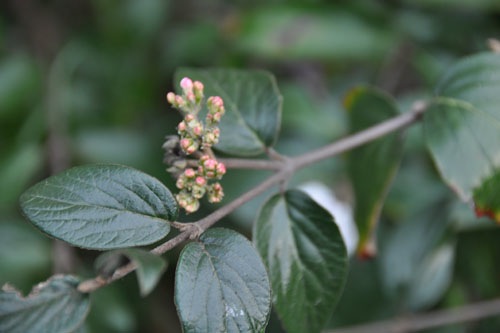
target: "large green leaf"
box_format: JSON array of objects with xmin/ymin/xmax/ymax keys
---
[
  {"xmin": 345, "ymin": 86, "xmax": 403, "ymax": 258},
  {"xmin": 175, "ymin": 228, "xmax": 271, "ymax": 333},
  {"xmin": 424, "ymin": 52, "xmax": 500, "ymax": 202},
  {"xmin": 174, "ymin": 68, "xmax": 282, "ymax": 156},
  {"xmin": 20, "ymin": 164, "xmax": 177, "ymax": 250},
  {"xmin": 95, "ymin": 248, "xmax": 167, "ymax": 296},
  {"xmin": 235, "ymin": 7, "xmax": 395, "ymax": 62},
  {"xmin": 254, "ymin": 190, "xmax": 348, "ymax": 333},
  {"xmin": 0, "ymin": 275, "xmax": 90, "ymax": 333}
]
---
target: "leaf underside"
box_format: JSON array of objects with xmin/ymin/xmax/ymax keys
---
[{"xmin": 0, "ymin": 275, "xmax": 90, "ymax": 333}]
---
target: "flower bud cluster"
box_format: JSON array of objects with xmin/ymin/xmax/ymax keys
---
[{"xmin": 165, "ymin": 77, "xmax": 227, "ymax": 213}]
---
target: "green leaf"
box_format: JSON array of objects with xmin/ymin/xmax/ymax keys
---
[
  {"xmin": 345, "ymin": 86, "xmax": 403, "ymax": 258},
  {"xmin": 174, "ymin": 68, "xmax": 282, "ymax": 156},
  {"xmin": 424, "ymin": 52, "xmax": 500, "ymax": 202},
  {"xmin": 20, "ymin": 164, "xmax": 177, "ymax": 250},
  {"xmin": 254, "ymin": 190, "xmax": 348, "ymax": 333},
  {"xmin": 0, "ymin": 275, "xmax": 90, "ymax": 333},
  {"xmin": 95, "ymin": 248, "xmax": 167, "ymax": 296},
  {"xmin": 175, "ymin": 228, "xmax": 271, "ymax": 333},
  {"xmin": 236, "ymin": 7, "xmax": 395, "ymax": 62}
]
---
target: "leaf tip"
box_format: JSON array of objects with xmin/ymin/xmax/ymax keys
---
[
  {"xmin": 343, "ymin": 86, "xmax": 365, "ymax": 111},
  {"xmin": 356, "ymin": 240, "xmax": 377, "ymax": 260}
]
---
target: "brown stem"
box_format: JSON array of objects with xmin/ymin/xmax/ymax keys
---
[
  {"xmin": 325, "ymin": 298, "xmax": 500, "ymax": 333},
  {"xmin": 77, "ymin": 100, "xmax": 428, "ymax": 293}
]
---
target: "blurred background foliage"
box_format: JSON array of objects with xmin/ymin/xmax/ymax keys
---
[{"xmin": 1, "ymin": 0, "xmax": 499, "ymax": 332}]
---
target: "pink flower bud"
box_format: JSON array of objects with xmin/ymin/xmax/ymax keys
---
[
  {"xmin": 184, "ymin": 168, "xmax": 196, "ymax": 178},
  {"xmin": 192, "ymin": 125, "xmax": 203, "ymax": 136},
  {"xmin": 193, "ymin": 81, "xmax": 204, "ymax": 92},
  {"xmin": 178, "ymin": 121, "xmax": 187, "ymax": 132},
  {"xmin": 180, "ymin": 138, "xmax": 191, "ymax": 150},
  {"xmin": 195, "ymin": 176, "xmax": 206, "ymax": 186},
  {"xmin": 175, "ymin": 95, "xmax": 185, "ymax": 107},
  {"xmin": 166, "ymin": 92, "xmax": 176, "ymax": 105},
  {"xmin": 185, "ymin": 114, "xmax": 195, "ymax": 122},
  {"xmin": 216, "ymin": 162, "xmax": 226, "ymax": 176},
  {"xmin": 180, "ymin": 77, "xmax": 193, "ymax": 93},
  {"xmin": 213, "ymin": 112, "xmax": 222, "ymax": 122}
]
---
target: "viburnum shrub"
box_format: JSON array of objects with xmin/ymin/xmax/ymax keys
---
[{"xmin": 2, "ymin": 50, "xmax": 500, "ymax": 333}]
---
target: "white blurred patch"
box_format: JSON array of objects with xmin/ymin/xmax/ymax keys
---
[{"xmin": 299, "ymin": 181, "xmax": 358, "ymax": 256}]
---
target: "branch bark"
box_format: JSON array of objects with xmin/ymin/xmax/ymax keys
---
[
  {"xmin": 325, "ymin": 298, "xmax": 500, "ymax": 333},
  {"xmin": 77, "ymin": 100, "xmax": 428, "ymax": 293}
]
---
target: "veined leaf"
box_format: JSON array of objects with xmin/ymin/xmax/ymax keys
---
[
  {"xmin": 20, "ymin": 164, "xmax": 177, "ymax": 250},
  {"xmin": 0, "ymin": 275, "xmax": 90, "ymax": 333},
  {"xmin": 345, "ymin": 86, "xmax": 403, "ymax": 258},
  {"xmin": 174, "ymin": 68, "xmax": 282, "ymax": 156},
  {"xmin": 425, "ymin": 52, "xmax": 500, "ymax": 204},
  {"xmin": 175, "ymin": 228, "xmax": 271, "ymax": 333},
  {"xmin": 254, "ymin": 190, "xmax": 348, "ymax": 333}
]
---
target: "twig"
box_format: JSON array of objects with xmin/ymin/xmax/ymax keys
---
[
  {"xmin": 325, "ymin": 298, "xmax": 500, "ymax": 333},
  {"xmin": 77, "ymin": 100, "xmax": 428, "ymax": 293}
]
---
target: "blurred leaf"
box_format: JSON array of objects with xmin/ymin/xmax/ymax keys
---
[
  {"xmin": 0, "ymin": 55, "xmax": 40, "ymax": 119},
  {"xmin": 20, "ymin": 164, "xmax": 177, "ymax": 250},
  {"xmin": 0, "ymin": 143, "xmax": 43, "ymax": 208},
  {"xmin": 74, "ymin": 129, "xmax": 154, "ymax": 167},
  {"xmin": 403, "ymin": 0, "xmax": 500, "ymax": 10},
  {"xmin": 424, "ymin": 52, "xmax": 500, "ymax": 202},
  {"xmin": 236, "ymin": 7, "xmax": 395, "ymax": 61},
  {"xmin": 254, "ymin": 190, "xmax": 348, "ymax": 333},
  {"xmin": 95, "ymin": 248, "xmax": 167, "ymax": 297},
  {"xmin": 381, "ymin": 206, "xmax": 453, "ymax": 310},
  {"xmin": 175, "ymin": 228, "xmax": 271, "ymax": 333},
  {"xmin": 0, "ymin": 275, "xmax": 90, "ymax": 333},
  {"xmin": 345, "ymin": 86, "xmax": 403, "ymax": 258},
  {"xmin": 175, "ymin": 68, "xmax": 283, "ymax": 156},
  {"xmin": 407, "ymin": 242, "xmax": 455, "ymax": 310},
  {"xmin": 0, "ymin": 218, "xmax": 51, "ymax": 290}
]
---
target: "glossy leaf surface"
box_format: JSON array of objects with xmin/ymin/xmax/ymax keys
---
[
  {"xmin": 95, "ymin": 248, "xmax": 167, "ymax": 296},
  {"xmin": 175, "ymin": 228, "xmax": 271, "ymax": 333},
  {"xmin": 175, "ymin": 68, "xmax": 282, "ymax": 156},
  {"xmin": 345, "ymin": 86, "xmax": 403, "ymax": 258},
  {"xmin": 424, "ymin": 52, "xmax": 500, "ymax": 201},
  {"xmin": 254, "ymin": 190, "xmax": 348, "ymax": 333},
  {"xmin": 0, "ymin": 275, "xmax": 90, "ymax": 333},
  {"xmin": 20, "ymin": 164, "xmax": 177, "ymax": 250}
]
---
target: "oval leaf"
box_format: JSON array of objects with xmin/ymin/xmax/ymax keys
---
[
  {"xmin": 174, "ymin": 68, "xmax": 282, "ymax": 156},
  {"xmin": 254, "ymin": 190, "xmax": 348, "ymax": 333},
  {"xmin": 0, "ymin": 275, "xmax": 90, "ymax": 333},
  {"xmin": 20, "ymin": 164, "xmax": 177, "ymax": 250},
  {"xmin": 95, "ymin": 248, "xmax": 167, "ymax": 296},
  {"xmin": 424, "ymin": 52, "xmax": 500, "ymax": 201},
  {"xmin": 345, "ymin": 86, "xmax": 403, "ymax": 258},
  {"xmin": 175, "ymin": 228, "xmax": 271, "ymax": 333}
]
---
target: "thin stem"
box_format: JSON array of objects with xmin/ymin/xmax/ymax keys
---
[
  {"xmin": 77, "ymin": 100, "xmax": 428, "ymax": 293},
  {"xmin": 293, "ymin": 100, "xmax": 427, "ymax": 169},
  {"xmin": 325, "ymin": 298, "xmax": 500, "ymax": 333},
  {"xmin": 186, "ymin": 158, "xmax": 282, "ymax": 170}
]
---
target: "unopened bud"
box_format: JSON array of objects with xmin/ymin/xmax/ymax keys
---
[
  {"xmin": 180, "ymin": 77, "xmax": 193, "ymax": 94},
  {"xmin": 193, "ymin": 81, "xmax": 204, "ymax": 102},
  {"xmin": 166, "ymin": 92, "xmax": 176, "ymax": 105},
  {"xmin": 208, "ymin": 182, "xmax": 224, "ymax": 203}
]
